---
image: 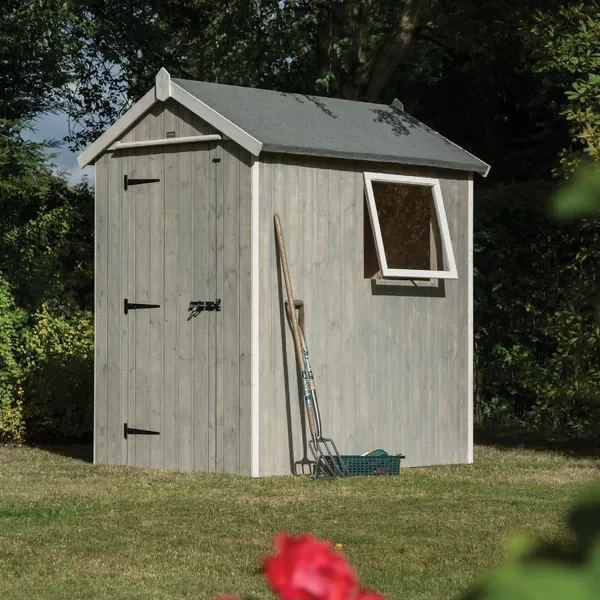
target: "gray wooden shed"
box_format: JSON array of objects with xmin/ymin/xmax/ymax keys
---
[{"xmin": 78, "ymin": 68, "xmax": 489, "ymax": 476}]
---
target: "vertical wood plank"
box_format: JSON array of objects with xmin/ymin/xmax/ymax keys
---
[
  {"xmin": 327, "ymin": 164, "xmax": 343, "ymax": 444},
  {"xmin": 341, "ymin": 166, "xmax": 356, "ymax": 453},
  {"xmin": 436, "ymin": 179, "xmax": 450, "ymax": 463},
  {"xmin": 300, "ymin": 158, "xmax": 316, "ymax": 463},
  {"xmin": 119, "ymin": 152, "xmax": 129, "ymax": 466},
  {"xmin": 163, "ymin": 142, "xmax": 179, "ymax": 470},
  {"xmin": 178, "ymin": 103, "xmax": 194, "ymax": 138},
  {"xmin": 207, "ymin": 142, "xmax": 219, "ymax": 472},
  {"xmin": 192, "ymin": 112, "xmax": 214, "ymax": 136},
  {"xmin": 133, "ymin": 147, "xmax": 151, "ymax": 468},
  {"xmin": 238, "ymin": 150, "xmax": 253, "ymax": 476},
  {"xmin": 313, "ymin": 163, "xmax": 330, "ymax": 459},
  {"xmin": 126, "ymin": 150, "xmax": 137, "ymax": 465},
  {"xmin": 274, "ymin": 158, "xmax": 297, "ymax": 474},
  {"xmin": 106, "ymin": 152, "xmax": 122, "ymax": 464},
  {"xmin": 132, "ymin": 113, "xmax": 151, "ymax": 142},
  {"xmin": 177, "ymin": 143, "xmax": 194, "ymax": 472},
  {"xmin": 222, "ymin": 142, "xmax": 241, "ymax": 474},
  {"xmin": 285, "ymin": 158, "xmax": 303, "ymax": 469},
  {"xmin": 258, "ymin": 158, "xmax": 273, "ymax": 475},
  {"xmin": 148, "ymin": 106, "xmax": 165, "ymax": 468},
  {"xmin": 354, "ymin": 170, "xmax": 371, "ymax": 453},
  {"xmin": 94, "ymin": 154, "xmax": 109, "ymax": 465},
  {"xmin": 192, "ymin": 144, "xmax": 211, "ymax": 472},
  {"xmin": 215, "ymin": 143, "xmax": 225, "ymax": 473}
]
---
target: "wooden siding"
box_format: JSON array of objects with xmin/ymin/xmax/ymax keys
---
[
  {"xmin": 94, "ymin": 101, "xmax": 251, "ymax": 474},
  {"xmin": 258, "ymin": 155, "xmax": 470, "ymax": 475},
  {"xmin": 119, "ymin": 99, "xmax": 217, "ymax": 143}
]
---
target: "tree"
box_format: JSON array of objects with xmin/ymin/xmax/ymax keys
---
[
  {"xmin": 63, "ymin": 0, "xmax": 438, "ymax": 148},
  {"xmin": 62, "ymin": 0, "xmax": 572, "ymax": 184},
  {"xmin": 0, "ymin": 2, "xmax": 95, "ymax": 442},
  {"xmin": 531, "ymin": 2, "xmax": 600, "ymax": 176},
  {"xmin": 0, "ymin": 0, "xmax": 78, "ymax": 120}
]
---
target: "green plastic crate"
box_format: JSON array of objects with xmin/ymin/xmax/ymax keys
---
[{"xmin": 325, "ymin": 454, "xmax": 404, "ymax": 476}]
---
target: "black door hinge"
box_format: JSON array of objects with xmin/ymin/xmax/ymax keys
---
[
  {"xmin": 124, "ymin": 175, "xmax": 161, "ymax": 191},
  {"xmin": 124, "ymin": 299, "xmax": 161, "ymax": 314},
  {"xmin": 124, "ymin": 423, "xmax": 160, "ymax": 439}
]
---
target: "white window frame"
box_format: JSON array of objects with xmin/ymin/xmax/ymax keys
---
[{"xmin": 363, "ymin": 172, "xmax": 458, "ymax": 280}]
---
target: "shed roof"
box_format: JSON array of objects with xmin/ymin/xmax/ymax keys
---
[
  {"xmin": 173, "ymin": 78, "xmax": 489, "ymax": 176},
  {"xmin": 78, "ymin": 69, "xmax": 489, "ymax": 176}
]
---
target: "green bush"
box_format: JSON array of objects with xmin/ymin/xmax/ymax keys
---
[
  {"xmin": 20, "ymin": 302, "xmax": 94, "ymax": 441},
  {"xmin": 0, "ymin": 276, "xmax": 26, "ymax": 441},
  {"xmin": 474, "ymin": 181, "xmax": 600, "ymax": 437},
  {"xmin": 0, "ymin": 122, "xmax": 94, "ymax": 443},
  {"xmin": 0, "ymin": 286, "xmax": 93, "ymax": 443}
]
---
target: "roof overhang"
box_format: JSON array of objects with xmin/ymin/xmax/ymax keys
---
[
  {"xmin": 78, "ymin": 68, "xmax": 489, "ymax": 178},
  {"xmin": 76, "ymin": 68, "xmax": 263, "ymax": 167}
]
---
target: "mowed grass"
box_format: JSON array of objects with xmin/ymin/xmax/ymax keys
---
[{"xmin": 0, "ymin": 445, "xmax": 598, "ymax": 600}]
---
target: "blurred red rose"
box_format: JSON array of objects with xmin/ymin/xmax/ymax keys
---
[
  {"xmin": 262, "ymin": 532, "xmax": 360, "ymax": 600},
  {"xmin": 356, "ymin": 591, "xmax": 386, "ymax": 600}
]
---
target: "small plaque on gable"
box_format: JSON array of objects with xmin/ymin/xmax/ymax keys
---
[{"xmin": 166, "ymin": 131, "xmax": 176, "ymax": 138}]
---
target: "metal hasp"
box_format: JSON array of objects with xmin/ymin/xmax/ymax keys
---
[
  {"xmin": 123, "ymin": 174, "xmax": 161, "ymax": 191},
  {"xmin": 188, "ymin": 299, "xmax": 221, "ymax": 314},
  {"xmin": 188, "ymin": 299, "xmax": 221, "ymax": 321},
  {"xmin": 124, "ymin": 299, "xmax": 161, "ymax": 314},
  {"xmin": 123, "ymin": 423, "xmax": 160, "ymax": 439}
]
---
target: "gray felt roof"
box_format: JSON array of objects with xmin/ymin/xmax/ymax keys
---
[{"xmin": 173, "ymin": 78, "xmax": 490, "ymax": 175}]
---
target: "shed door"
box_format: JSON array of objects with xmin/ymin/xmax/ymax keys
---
[{"xmin": 119, "ymin": 143, "xmax": 220, "ymax": 470}]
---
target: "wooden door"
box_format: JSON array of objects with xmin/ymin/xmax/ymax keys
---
[{"xmin": 119, "ymin": 143, "xmax": 220, "ymax": 470}]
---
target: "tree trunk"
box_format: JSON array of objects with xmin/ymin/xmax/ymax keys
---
[{"xmin": 359, "ymin": 0, "xmax": 435, "ymax": 102}]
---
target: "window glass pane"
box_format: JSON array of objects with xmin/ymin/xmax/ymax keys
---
[{"xmin": 372, "ymin": 182, "xmax": 439, "ymax": 271}]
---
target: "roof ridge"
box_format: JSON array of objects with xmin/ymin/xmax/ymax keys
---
[{"xmin": 171, "ymin": 77, "xmax": 394, "ymax": 109}]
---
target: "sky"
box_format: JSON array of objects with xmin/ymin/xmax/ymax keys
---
[{"xmin": 23, "ymin": 111, "xmax": 95, "ymax": 186}]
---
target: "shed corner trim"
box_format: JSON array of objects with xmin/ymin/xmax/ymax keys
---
[
  {"xmin": 467, "ymin": 172, "xmax": 474, "ymax": 463},
  {"xmin": 250, "ymin": 157, "xmax": 261, "ymax": 477}
]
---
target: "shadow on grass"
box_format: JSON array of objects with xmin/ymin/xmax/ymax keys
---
[
  {"xmin": 475, "ymin": 426, "xmax": 600, "ymax": 459},
  {"xmin": 35, "ymin": 442, "xmax": 93, "ymax": 463}
]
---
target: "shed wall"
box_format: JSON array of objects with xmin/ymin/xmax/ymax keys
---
[
  {"xmin": 258, "ymin": 155, "xmax": 470, "ymax": 475},
  {"xmin": 95, "ymin": 100, "xmax": 252, "ymax": 474}
]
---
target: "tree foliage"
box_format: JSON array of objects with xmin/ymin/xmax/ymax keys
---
[
  {"xmin": 474, "ymin": 181, "xmax": 600, "ymax": 437},
  {"xmin": 532, "ymin": 2, "xmax": 600, "ymax": 176},
  {"xmin": 0, "ymin": 0, "xmax": 77, "ymax": 120},
  {"xmin": 62, "ymin": 0, "xmax": 439, "ymax": 149},
  {"xmin": 3, "ymin": 0, "xmax": 600, "ymax": 442},
  {"xmin": 0, "ymin": 121, "xmax": 94, "ymax": 442}
]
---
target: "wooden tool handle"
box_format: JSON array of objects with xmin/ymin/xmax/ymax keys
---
[{"xmin": 274, "ymin": 215, "xmax": 319, "ymax": 439}]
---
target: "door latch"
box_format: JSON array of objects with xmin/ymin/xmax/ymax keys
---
[{"xmin": 188, "ymin": 299, "xmax": 221, "ymax": 319}]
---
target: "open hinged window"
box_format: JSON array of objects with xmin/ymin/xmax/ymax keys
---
[{"xmin": 363, "ymin": 173, "xmax": 458, "ymax": 280}]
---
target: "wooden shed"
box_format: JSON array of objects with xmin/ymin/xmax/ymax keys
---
[{"xmin": 78, "ymin": 68, "xmax": 490, "ymax": 477}]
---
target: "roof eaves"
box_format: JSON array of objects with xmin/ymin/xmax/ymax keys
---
[{"xmin": 261, "ymin": 144, "xmax": 490, "ymax": 175}]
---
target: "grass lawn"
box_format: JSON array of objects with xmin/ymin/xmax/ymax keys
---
[{"xmin": 0, "ymin": 444, "xmax": 598, "ymax": 600}]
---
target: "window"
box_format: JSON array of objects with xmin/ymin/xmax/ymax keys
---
[{"xmin": 363, "ymin": 173, "xmax": 458, "ymax": 280}]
